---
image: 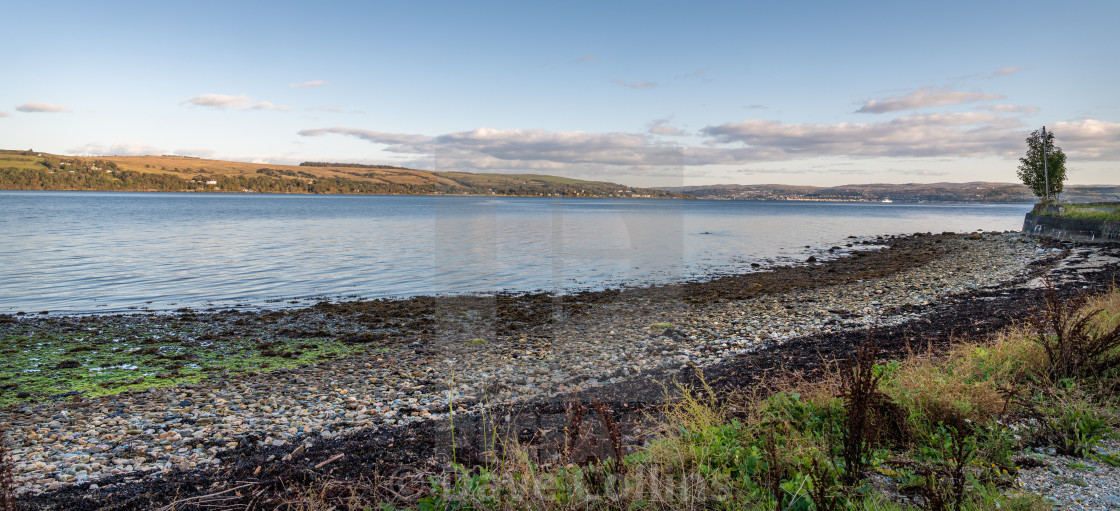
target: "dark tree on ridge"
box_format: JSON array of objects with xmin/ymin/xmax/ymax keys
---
[{"xmin": 1017, "ymin": 128, "xmax": 1067, "ymax": 201}]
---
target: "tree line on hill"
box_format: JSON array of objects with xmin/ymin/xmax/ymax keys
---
[
  {"xmin": 299, "ymin": 161, "xmax": 412, "ymax": 170},
  {"xmin": 1, "ymin": 163, "xmax": 447, "ymax": 194}
]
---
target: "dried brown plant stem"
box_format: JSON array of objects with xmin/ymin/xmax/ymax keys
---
[
  {"xmin": 564, "ymin": 397, "xmax": 585, "ymax": 460},
  {"xmin": 1033, "ymin": 276, "xmax": 1120, "ymax": 381},
  {"xmin": 839, "ymin": 326, "xmax": 884, "ymax": 487},
  {"xmin": 591, "ymin": 400, "xmax": 627, "ymax": 481}
]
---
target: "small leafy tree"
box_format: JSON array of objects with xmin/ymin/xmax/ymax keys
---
[{"xmin": 1017, "ymin": 128, "xmax": 1067, "ymax": 201}]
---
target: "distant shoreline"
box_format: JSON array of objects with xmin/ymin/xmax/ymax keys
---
[
  {"xmin": 6, "ymin": 150, "xmax": 1119, "ymax": 202},
  {"xmin": 0, "ymin": 188, "xmax": 1041, "ymax": 204},
  {"xmin": 0, "ymin": 188, "xmax": 678, "ymax": 199},
  {"xmin": 660, "ymin": 182, "xmax": 1120, "ymax": 203}
]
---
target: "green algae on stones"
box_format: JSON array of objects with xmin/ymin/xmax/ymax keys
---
[{"xmin": 0, "ymin": 317, "xmax": 362, "ymax": 406}]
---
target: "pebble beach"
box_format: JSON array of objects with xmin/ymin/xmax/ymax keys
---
[{"xmin": 3, "ymin": 231, "xmax": 1120, "ymax": 508}]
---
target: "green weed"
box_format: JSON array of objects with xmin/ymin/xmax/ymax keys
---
[
  {"xmin": 1036, "ymin": 383, "xmax": 1113, "ymax": 458},
  {"xmin": 0, "ymin": 322, "xmax": 359, "ymax": 405}
]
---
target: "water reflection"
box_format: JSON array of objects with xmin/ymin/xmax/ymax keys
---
[{"xmin": 0, "ymin": 192, "xmax": 1032, "ymax": 313}]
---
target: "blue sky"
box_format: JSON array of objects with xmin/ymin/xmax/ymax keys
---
[{"xmin": 3, "ymin": 1, "xmax": 1118, "ymax": 187}]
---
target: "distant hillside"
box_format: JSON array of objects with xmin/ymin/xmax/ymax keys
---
[
  {"xmin": 661, "ymin": 182, "xmax": 1120, "ymax": 203},
  {"xmin": 0, "ymin": 150, "xmax": 682, "ymax": 198}
]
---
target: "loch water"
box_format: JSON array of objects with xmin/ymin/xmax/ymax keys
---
[{"xmin": 0, "ymin": 191, "xmax": 1033, "ymax": 314}]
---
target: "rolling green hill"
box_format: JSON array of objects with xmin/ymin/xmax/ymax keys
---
[{"xmin": 0, "ymin": 150, "xmax": 682, "ymax": 198}]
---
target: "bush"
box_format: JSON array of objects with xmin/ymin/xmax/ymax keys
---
[
  {"xmin": 1032, "ymin": 281, "xmax": 1120, "ymax": 382},
  {"xmin": 838, "ymin": 332, "xmax": 887, "ymax": 485}
]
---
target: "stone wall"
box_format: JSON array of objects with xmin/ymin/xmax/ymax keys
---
[{"xmin": 1023, "ymin": 213, "xmax": 1120, "ymax": 243}]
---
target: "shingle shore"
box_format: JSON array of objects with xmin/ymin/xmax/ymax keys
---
[
  {"xmin": 1016, "ymin": 438, "xmax": 1120, "ymax": 510},
  {"xmin": 0, "ymin": 233, "xmax": 1056, "ymax": 494}
]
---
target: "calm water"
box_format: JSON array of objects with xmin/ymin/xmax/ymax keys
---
[{"xmin": 0, "ymin": 191, "xmax": 1033, "ymax": 314}]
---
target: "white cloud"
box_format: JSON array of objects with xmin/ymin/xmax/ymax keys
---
[
  {"xmin": 186, "ymin": 94, "xmax": 250, "ymax": 108},
  {"xmin": 295, "ymin": 115, "xmax": 1120, "ymax": 175},
  {"xmin": 68, "ymin": 141, "xmax": 165, "ymax": 156},
  {"xmin": 291, "ymin": 80, "xmax": 329, "ymax": 88},
  {"xmin": 436, "ymin": 151, "xmax": 569, "ymax": 171},
  {"xmin": 980, "ymin": 104, "xmax": 1039, "ymax": 114},
  {"xmin": 0, "ymin": 111, "xmax": 8, "ymax": 117},
  {"xmin": 185, "ymin": 94, "xmax": 289, "ymax": 111},
  {"xmin": 856, "ymin": 87, "xmax": 1003, "ymax": 113},
  {"xmin": 733, "ymin": 167, "xmax": 821, "ymax": 175},
  {"xmin": 650, "ymin": 125, "xmax": 687, "ymax": 136},
  {"xmin": 172, "ymin": 148, "xmax": 217, "ymax": 159},
  {"xmin": 301, "ymin": 125, "xmax": 688, "ymax": 168},
  {"xmin": 892, "ymin": 169, "xmax": 950, "ymax": 177},
  {"xmin": 702, "ymin": 113, "xmax": 1024, "ymax": 159},
  {"xmin": 435, "ymin": 127, "xmax": 668, "ymax": 166},
  {"xmin": 248, "ymin": 101, "xmax": 289, "ymax": 111},
  {"xmin": 1049, "ymin": 119, "xmax": 1120, "ymax": 160},
  {"xmin": 732, "ymin": 166, "xmax": 945, "ymax": 179},
  {"xmin": 16, "ymin": 102, "xmax": 70, "ymax": 113},
  {"xmin": 990, "ymin": 66, "xmax": 1031, "ymax": 78},
  {"xmin": 612, "ymin": 79, "xmax": 658, "ymax": 89},
  {"xmin": 574, "ymin": 55, "xmax": 600, "ymax": 63},
  {"xmin": 215, "ymin": 152, "xmax": 305, "ymax": 166},
  {"xmin": 648, "ymin": 118, "xmax": 687, "ymax": 136},
  {"xmin": 298, "ymin": 127, "xmax": 434, "ymax": 147},
  {"xmin": 170, "ymin": 149, "xmax": 302, "ymax": 166}
]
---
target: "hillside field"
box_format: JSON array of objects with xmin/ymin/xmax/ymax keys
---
[{"xmin": 0, "ymin": 150, "xmax": 681, "ymax": 198}]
